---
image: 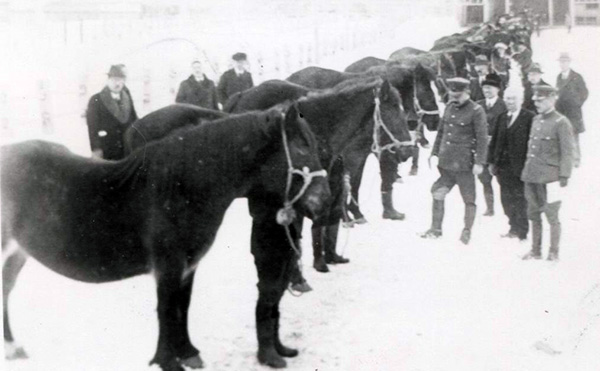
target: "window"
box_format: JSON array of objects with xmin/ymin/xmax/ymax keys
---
[{"xmin": 586, "ymin": 3, "xmax": 599, "ymax": 9}]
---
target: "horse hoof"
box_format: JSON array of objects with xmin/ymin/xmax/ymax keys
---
[
  {"xmin": 313, "ymin": 258, "xmax": 329, "ymax": 273},
  {"xmin": 258, "ymin": 348, "xmax": 287, "ymax": 368},
  {"xmin": 275, "ymin": 344, "xmax": 299, "ymax": 358},
  {"xmin": 180, "ymin": 355, "xmax": 204, "ymax": 369},
  {"xmin": 354, "ymin": 217, "xmax": 368, "ymax": 225},
  {"xmin": 4, "ymin": 342, "xmax": 28, "ymax": 360}
]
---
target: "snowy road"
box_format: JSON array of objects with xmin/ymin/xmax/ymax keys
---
[{"xmin": 5, "ymin": 25, "xmax": 600, "ymax": 371}]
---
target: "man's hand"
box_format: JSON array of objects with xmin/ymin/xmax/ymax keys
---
[
  {"xmin": 472, "ymin": 164, "xmax": 484, "ymax": 175},
  {"xmin": 489, "ymin": 164, "xmax": 498, "ymax": 176},
  {"xmin": 428, "ymin": 155, "xmax": 438, "ymax": 169},
  {"xmin": 559, "ymin": 177, "xmax": 569, "ymax": 187},
  {"xmin": 91, "ymin": 149, "xmax": 103, "ymax": 159}
]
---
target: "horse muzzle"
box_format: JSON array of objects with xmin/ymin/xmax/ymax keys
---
[{"xmin": 299, "ymin": 178, "xmax": 331, "ymax": 221}]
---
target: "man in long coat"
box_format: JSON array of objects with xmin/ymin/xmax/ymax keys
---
[
  {"xmin": 523, "ymin": 63, "xmax": 550, "ymax": 113},
  {"xmin": 476, "ymin": 73, "xmax": 507, "ymax": 216},
  {"xmin": 86, "ymin": 65, "xmax": 138, "ymax": 160},
  {"xmin": 488, "ymin": 87, "xmax": 535, "ymax": 240},
  {"xmin": 555, "ymin": 52, "xmax": 588, "ymax": 167},
  {"xmin": 421, "ymin": 77, "xmax": 488, "ymax": 245},
  {"xmin": 521, "ymin": 85, "xmax": 574, "ymax": 261},
  {"xmin": 175, "ymin": 60, "xmax": 219, "ymax": 110},
  {"xmin": 217, "ymin": 52, "xmax": 254, "ymax": 105}
]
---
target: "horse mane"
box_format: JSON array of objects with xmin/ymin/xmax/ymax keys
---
[{"xmin": 303, "ymin": 75, "xmax": 382, "ymax": 102}]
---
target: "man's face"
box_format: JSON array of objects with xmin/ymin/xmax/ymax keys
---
[
  {"xmin": 504, "ymin": 93, "xmax": 522, "ymax": 112},
  {"xmin": 482, "ymin": 85, "xmax": 499, "ymax": 100},
  {"xmin": 475, "ymin": 65, "xmax": 489, "ymax": 77},
  {"xmin": 233, "ymin": 60, "xmax": 247, "ymax": 71},
  {"xmin": 534, "ymin": 95, "xmax": 556, "ymax": 113},
  {"xmin": 107, "ymin": 77, "xmax": 125, "ymax": 93},
  {"xmin": 559, "ymin": 60, "xmax": 570, "ymax": 72},
  {"xmin": 527, "ymin": 72, "xmax": 541, "ymax": 84},
  {"xmin": 448, "ymin": 89, "xmax": 469, "ymax": 103},
  {"xmin": 192, "ymin": 62, "xmax": 203, "ymax": 78}
]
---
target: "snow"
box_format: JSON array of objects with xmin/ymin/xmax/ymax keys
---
[{"xmin": 4, "ymin": 17, "xmax": 600, "ymax": 371}]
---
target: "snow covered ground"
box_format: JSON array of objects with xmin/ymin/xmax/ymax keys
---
[{"xmin": 4, "ymin": 19, "xmax": 600, "ymax": 371}]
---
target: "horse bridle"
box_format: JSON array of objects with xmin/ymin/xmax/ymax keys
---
[
  {"xmin": 370, "ymin": 88, "xmax": 413, "ymax": 159},
  {"xmin": 277, "ymin": 110, "xmax": 327, "ymax": 228},
  {"xmin": 413, "ymin": 75, "xmax": 440, "ymax": 118}
]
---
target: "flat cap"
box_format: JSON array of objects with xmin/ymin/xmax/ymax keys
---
[
  {"xmin": 232, "ymin": 52, "xmax": 247, "ymax": 61},
  {"xmin": 446, "ymin": 77, "xmax": 471, "ymax": 92},
  {"xmin": 107, "ymin": 64, "xmax": 127, "ymax": 78}
]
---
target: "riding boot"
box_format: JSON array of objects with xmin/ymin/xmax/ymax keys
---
[
  {"xmin": 523, "ymin": 220, "xmax": 543, "ymax": 260},
  {"xmin": 483, "ymin": 188, "xmax": 494, "ymax": 216},
  {"xmin": 410, "ymin": 146, "xmax": 419, "ymax": 176},
  {"xmin": 460, "ymin": 204, "xmax": 476, "ymax": 245},
  {"xmin": 546, "ymin": 202, "xmax": 561, "ymax": 261},
  {"xmin": 324, "ymin": 223, "xmax": 349, "ymax": 264},
  {"xmin": 421, "ymin": 200, "xmax": 444, "ymax": 238},
  {"xmin": 311, "ymin": 227, "xmax": 329, "ymax": 273},
  {"xmin": 382, "ymin": 191, "xmax": 405, "ymax": 220}
]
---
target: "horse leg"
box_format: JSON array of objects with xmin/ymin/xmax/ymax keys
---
[
  {"xmin": 176, "ymin": 272, "xmax": 203, "ymax": 369},
  {"xmin": 3, "ymin": 243, "xmax": 28, "ymax": 360},
  {"xmin": 311, "ymin": 226, "xmax": 329, "ymax": 273},
  {"xmin": 347, "ymin": 152, "xmax": 369, "ymax": 224},
  {"xmin": 324, "ymin": 221, "xmax": 349, "ymax": 264},
  {"xmin": 252, "ymin": 217, "xmax": 293, "ymax": 368}
]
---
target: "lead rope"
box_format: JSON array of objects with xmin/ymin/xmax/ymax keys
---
[{"xmin": 370, "ymin": 95, "xmax": 413, "ymax": 159}]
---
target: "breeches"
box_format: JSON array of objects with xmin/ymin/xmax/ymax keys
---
[
  {"xmin": 498, "ymin": 169, "xmax": 529, "ymax": 235},
  {"xmin": 524, "ymin": 182, "xmax": 561, "ymax": 224},
  {"xmin": 431, "ymin": 167, "xmax": 476, "ymax": 206}
]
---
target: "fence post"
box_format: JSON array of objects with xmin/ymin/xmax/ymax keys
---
[
  {"xmin": 143, "ymin": 69, "xmax": 151, "ymax": 113},
  {"xmin": 38, "ymin": 79, "xmax": 53, "ymax": 134},
  {"xmin": 79, "ymin": 74, "xmax": 88, "ymax": 123}
]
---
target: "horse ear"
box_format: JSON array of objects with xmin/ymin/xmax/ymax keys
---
[{"xmin": 380, "ymin": 80, "xmax": 392, "ymax": 101}]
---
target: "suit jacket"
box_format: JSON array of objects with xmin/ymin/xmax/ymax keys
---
[
  {"xmin": 217, "ymin": 69, "xmax": 254, "ymax": 104},
  {"xmin": 522, "ymin": 78, "xmax": 550, "ymax": 113},
  {"xmin": 488, "ymin": 108, "xmax": 535, "ymax": 177},
  {"xmin": 469, "ymin": 77, "xmax": 485, "ymax": 102},
  {"xmin": 521, "ymin": 110, "xmax": 574, "ymax": 184},
  {"xmin": 432, "ymin": 99, "xmax": 488, "ymax": 172},
  {"xmin": 175, "ymin": 75, "xmax": 219, "ymax": 110},
  {"xmin": 477, "ymin": 98, "xmax": 507, "ymax": 136},
  {"xmin": 86, "ymin": 87, "xmax": 137, "ymax": 160},
  {"xmin": 556, "ymin": 69, "xmax": 588, "ymax": 134}
]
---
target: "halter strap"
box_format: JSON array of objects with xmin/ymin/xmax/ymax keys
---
[
  {"xmin": 370, "ymin": 90, "xmax": 413, "ymax": 159},
  {"xmin": 413, "ymin": 75, "xmax": 440, "ymax": 117}
]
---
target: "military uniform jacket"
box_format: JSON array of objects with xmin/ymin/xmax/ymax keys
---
[
  {"xmin": 477, "ymin": 98, "xmax": 507, "ymax": 136},
  {"xmin": 432, "ymin": 99, "xmax": 488, "ymax": 172},
  {"xmin": 488, "ymin": 108, "xmax": 535, "ymax": 177},
  {"xmin": 523, "ymin": 79, "xmax": 550, "ymax": 113},
  {"xmin": 521, "ymin": 110, "xmax": 574, "ymax": 184},
  {"xmin": 175, "ymin": 75, "xmax": 219, "ymax": 110},
  {"xmin": 556, "ymin": 69, "xmax": 588, "ymax": 134},
  {"xmin": 217, "ymin": 69, "xmax": 254, "ymax": 104}
]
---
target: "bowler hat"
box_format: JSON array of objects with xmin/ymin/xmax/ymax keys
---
[
  {"xmin": 107, "ymin": 65, "xmax": 127, "ymax": 78},
  {"xmin": 481, "ymin": 73, "xmax": 502, "ymax": 89},
  {"xmin": 474, "ymin": 55, "xmax": 489, "ymax": 66},
  {"xmin": 527, "ymin": 63, "xmax": 543, "ymax": 74},
  {"xmin": 232, "ymin": 52, "xmax": 247, "ymax": 61},
  {"xmin": 532, "ymin": 85, "xmax": 557, "ymax": 100},
  {"xmin": 558, "ymin": 52, "xmax": 571, "ymax": 61},
  {"xmin": 446, "ymin": 77, "xmax": 470, "ymax": 92}
]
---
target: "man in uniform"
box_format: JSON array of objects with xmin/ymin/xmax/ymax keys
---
[
  {"xmin": 86, "ymin": 64, "xmax": 138, "ymax": 160},
  {"xmin": 477, "ymin": 73, "xmax": 507, "ymax": 216},
  {"xmin": 175, "ymin": 60, "xmax": 219, "ymax": 110},
  {"xmin": 556, "ymin": 52, "xmax": 588, "ymax": 168},
  {"xmin": 421, "ymin": 77, "xmax": 488, "ymax": 245},
  {"xmin": 521, "ymin": 85, "xmax": 574, "ymax": 261},
  {"xmin": 217, "ymin": 52, "xmax": 254, "ymax": 106},
  {"xmin": 469, "ymin": 55, "xmax": 490, "ymax": 102},
  {"xmin": 488, "ymin": 87, "xmax": 535, "ymax": 240},
  {"xmin": 523, "ymin": 63, "xmax": 550, "ymax": 113}
]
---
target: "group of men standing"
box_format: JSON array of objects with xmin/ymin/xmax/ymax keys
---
[
  {"xmin": 86, "ymin": 52, "xmax": 254, "ymax": 160},
  {"xmin": 421, "ymin": 52, "xmax": 588, "ymax": 262}
]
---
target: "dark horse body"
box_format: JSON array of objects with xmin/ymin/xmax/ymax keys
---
[
  {"xmin": 2, "ymin": 106, "xmax": 330, "ymax": 371},
  {"xmin": 124, "ymin": 103, "xmax": 227, "ymax": 155},
  {"xmin": 228, "ymin": 76, "xmax": 412, "ymax": 277}
]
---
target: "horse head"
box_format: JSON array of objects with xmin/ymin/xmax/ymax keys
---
[
  {"xmin": 374, "ymin": 80, "xmax": 413, "ymax": 163},
  {"xmin": 414, "ymin": 63, "xmax": 441, "ymax": 129},
  {"xmin": 259, "ymin": 104, "xmax": 330, "ymax": 223}
]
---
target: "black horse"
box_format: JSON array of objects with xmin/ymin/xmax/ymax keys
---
[
  {"xmin": 124, "ymin": 103, "xmax": 227, "ymax": 155},
  {"xmin": 2, "ymin": 105, "xmax": 330, "ymax": 371},
  {"xmin": 224, "ymin": 79, "xmax": 312, "ymax": 114}
]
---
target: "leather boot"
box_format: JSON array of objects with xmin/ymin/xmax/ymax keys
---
[
  {"xmin": 523, "ymin": 220, "xmax": 542, "ymax": 260},
  {"xmin": 421, "ymin": 200, "xmax": 444, "ymax": 238},
  {"xmin": 546, "ymin": 202, "xmax": 561, "ymax": 261},
  {"xmin": 483, "ymin": 188, "xmax": 494, "ymax": 216},
  {"xmin": 382, "ymin": 191, "xmax": 405, "ymax": 220},
  {"xmin": 410, "ymin": 146, "xmax": 419, "ymax": 176},
  {"xmin": 311, "ymin": 227, "xmax": 329, "ymax": 273},
  {"xmin": 324, "ymin": 223, "xmax": 349, "ymax": 264},
  {"xmin": 461, "ymin": 204, "xmax": 476, "ymax": 245}
]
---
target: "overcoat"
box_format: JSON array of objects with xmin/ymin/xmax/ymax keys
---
[
  {"xmin": 175, "ymin": 75, "xmax": 219, "ymax": 110},
  {"xmin": 556, "ymin": 69, "xmax": 588, "ymax": 134},
  {"xmin": 477, "ymin": 98, "xmax": 507, "ymax": 136},
  {"xmin": 217, "ymin": 69, "xmax": 254, "ymax": 104},
  {"xmin": 488, "ymin": 108, "xmax": 535, "ymax": 177}
]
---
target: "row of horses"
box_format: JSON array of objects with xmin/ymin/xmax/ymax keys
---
[{"xmin": 2, "ymin": 13, "xmax": 533, "ymax": 371}]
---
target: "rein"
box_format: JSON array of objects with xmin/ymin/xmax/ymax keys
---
[{"xmin": 370, "ymin": 90, "xmax": 413, "ymax": 159}]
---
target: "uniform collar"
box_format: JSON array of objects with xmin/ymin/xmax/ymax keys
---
[{"xmin": 540, "ymin": 108, "xmax": 556, "ymax": 119}]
